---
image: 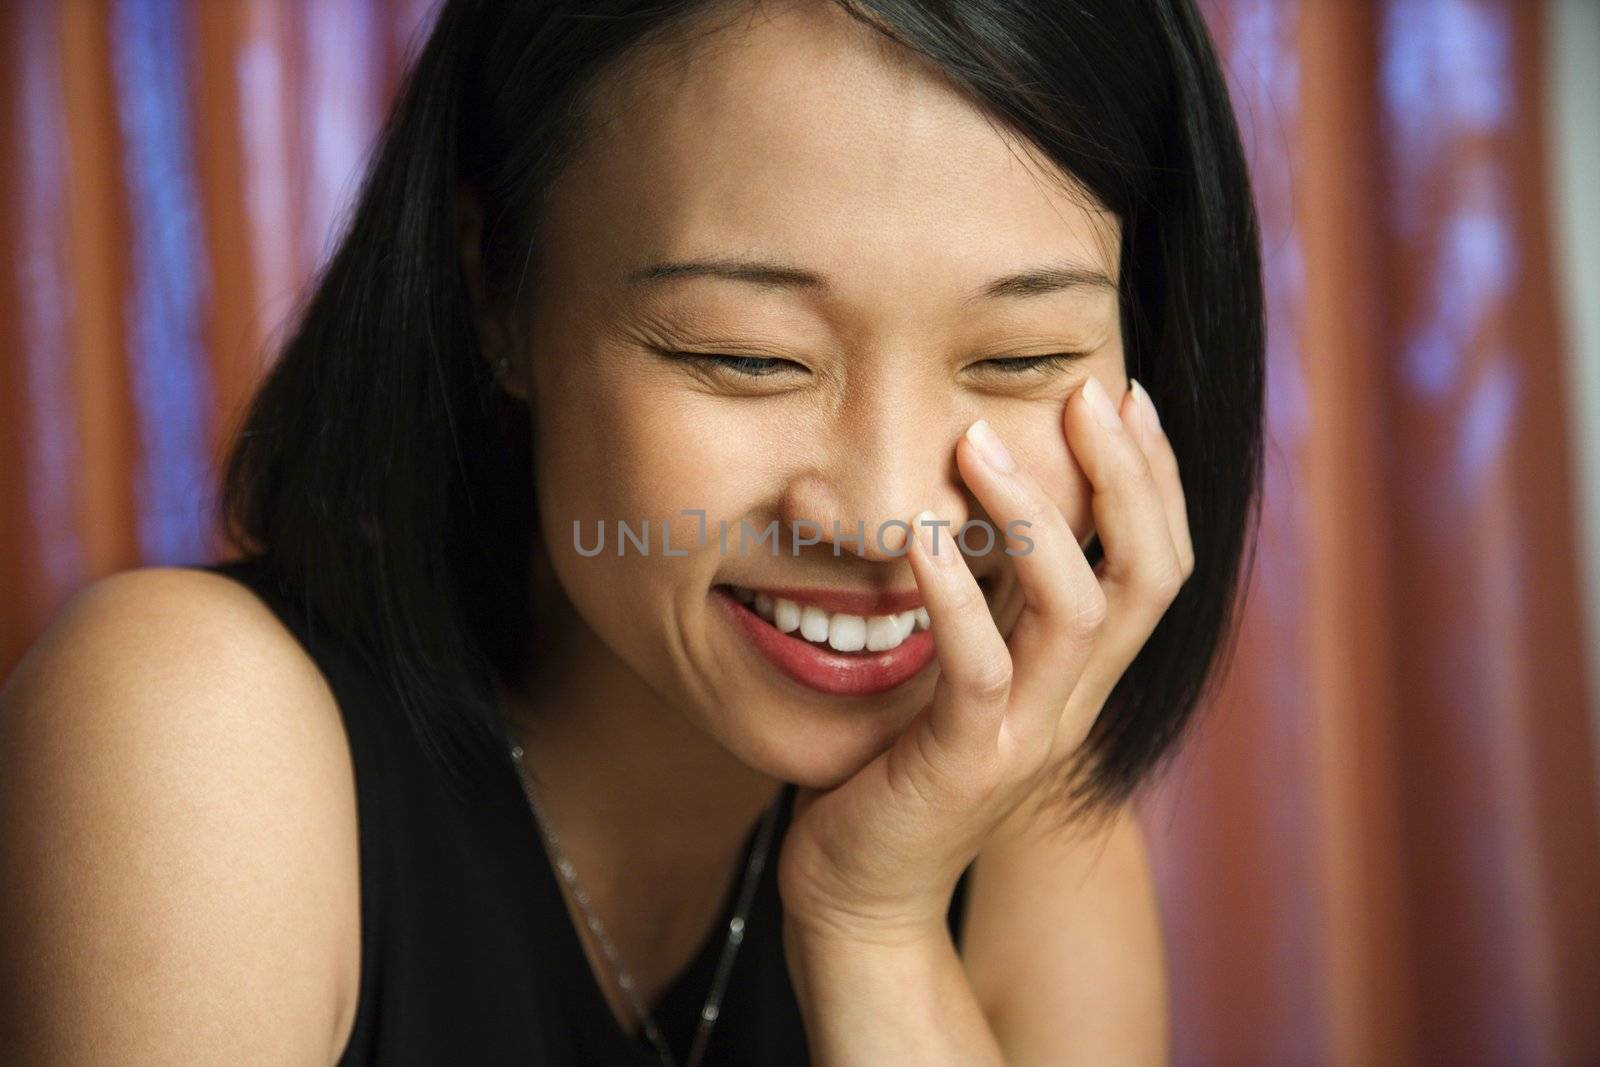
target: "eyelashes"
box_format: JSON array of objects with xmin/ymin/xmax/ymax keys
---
[
  {"xmin": 972, "ymin": 353, "xmax": 1081, "ymax": 376},
  {"xmin": 663, "ymin": 351, "xmax": 1084, "ymax": 380},
  {"xmin": 668, "ymin": 352, "xmax": 794, "ymax": 378}
]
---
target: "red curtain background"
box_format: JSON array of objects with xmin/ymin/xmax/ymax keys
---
[{"xmin": 3, "ymin": 1, "xmax": 1596, "ymax": 1064}]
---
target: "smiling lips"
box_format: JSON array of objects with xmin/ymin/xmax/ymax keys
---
[
  {"xmin": 713, "ymin": 582, "xmax": 942, "ymax": 696},
  {"xmin": 727, "ymin": 583, "xmax": 929, "ymax": 654}
]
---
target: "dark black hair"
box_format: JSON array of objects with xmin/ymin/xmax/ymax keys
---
[{"xmin": 218, "ymin": 0, "xmax": 1264, "ymax": 830}]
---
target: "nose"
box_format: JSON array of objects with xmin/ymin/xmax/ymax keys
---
[{"xmin": 777, "ymin": 379, "xmax": 978, "ymax": 564}]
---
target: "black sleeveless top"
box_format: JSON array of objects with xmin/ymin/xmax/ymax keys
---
[{"xmin": 196, "ymin": 556, "xmax": 973, "ymax": 1065}]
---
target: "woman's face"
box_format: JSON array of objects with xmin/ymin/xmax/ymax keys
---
[{"xmin": 511, "ymin": 0, "xmax": 1125, "ymax": 788}]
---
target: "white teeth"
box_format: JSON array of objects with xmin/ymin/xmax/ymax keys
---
[
  {"xmin": 730, "ymin": 585, "xmax": 929, "ymax": 652},
  {"xmin": 828, "ymin": 614, "xmax": 867, "ymax": 652},
  {"xmin": 726, "ymin": 585, "xmax": 928, "ymax": 652},
  {"xmin": 865, "ymin": 615, "xmax": 902, "ymax": 651},
  {"xmin": 799, "ymin": 604, "xmax": 830, "ymax": 642}
]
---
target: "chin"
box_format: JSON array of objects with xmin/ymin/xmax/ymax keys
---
[{"xmin": 715, "ymin": 691, "xmax": 928, "ymax": 792}]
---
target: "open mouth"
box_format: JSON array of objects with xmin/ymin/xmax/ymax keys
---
[
  {"xmin": 710, "ymin": 577, "xmax": 994, "ymax": 697},
  {"xmin": 718, "ymin": 584, "xmax": 930, "ymax": 654}
]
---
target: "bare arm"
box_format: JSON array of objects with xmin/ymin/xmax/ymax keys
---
[
  {"xmin": 960, "ymin": 800, "xmax": 1171, "ymax": 1066},
  {"xmin": 0, "ymin": 568, "xmax": 361, "ymax": 1066},
  {"xmin": 783, "ymin": 912, "xmax": 1006, "ymax": 1066},
  {"xmin": 781, "ymin": 799, "xmax": 1167, "ymax": 1066}
]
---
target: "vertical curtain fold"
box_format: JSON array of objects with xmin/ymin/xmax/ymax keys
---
[{"xmin": 1295, "ymin": 0, "xmax": 1414, "ymax": 1062}]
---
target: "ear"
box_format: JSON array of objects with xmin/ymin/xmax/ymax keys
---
[{"xmin": 455, "ymin": 183, "xmax": 528, "ymax": 401}]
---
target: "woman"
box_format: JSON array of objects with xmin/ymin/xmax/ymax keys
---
[{"xmin": 0, "ymin": 0, "xmax": 1262, "ymax": 1063}]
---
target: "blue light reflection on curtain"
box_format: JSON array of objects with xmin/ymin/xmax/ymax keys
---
[
  {"xmin": 109, "ymin": 0, "xmax": 215, "ymax": 565},
  {"xmin": 303, "ymin": 0, "xmax": 382, "ymax": 281},
  {"xmin": 1383, "ymin": 0, "xmax": 1521, "ymax": 495},
  {"xmin": 1383, "ymin": 2, "xmax": 1550, "ymax": 1062}
]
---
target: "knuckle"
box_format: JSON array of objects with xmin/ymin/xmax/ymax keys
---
[
  {"xmin": 964, "ymin": 661, "xmax": 1014, "ymax": 705},
  {"xmin": 1067, "ymin": 586, "xmax": 1108, "ymax": 634}
]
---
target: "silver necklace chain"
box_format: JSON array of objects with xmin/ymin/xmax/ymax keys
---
[{"xmin": 508, "ymin": 745, "xmax": 784, "ymax": 1067}]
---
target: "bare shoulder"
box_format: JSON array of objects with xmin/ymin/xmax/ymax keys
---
[{"xmin": 0, "ymin": 565, "xmax": 360, "ymax": 1066}]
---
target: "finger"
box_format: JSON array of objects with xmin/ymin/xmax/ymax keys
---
[
  {"xmin": 1128, "ymin": 379, "xmax": 1195, "ymax": 581},
  {"xmin": 903, "ymin": 507, "xmax": 1012, "ymax": 763},
  {"xmin": 952, "ymin": 419, "xmax": 1102, "ymax": 758},
  {"xmin": 1064, "ymin": 375, "xmax": 1185, "ymax": 649}
]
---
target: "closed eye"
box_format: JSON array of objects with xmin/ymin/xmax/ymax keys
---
[
  {"xmin": 664, "ymin": 351, "xmax": 803, "ymax": 378},
  {"xmin": 663, "ymin": 350, "xmax": 1084, "ymax": 380},
  {"xmin": 973, "ymin": 353, "xmax": 1083, "ymax": 375}
]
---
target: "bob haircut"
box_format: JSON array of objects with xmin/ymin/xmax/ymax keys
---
[{"xmin": 218, "ymin": 0, "xmax": 1264, "ymax": 831}]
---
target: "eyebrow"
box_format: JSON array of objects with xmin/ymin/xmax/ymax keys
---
[{"xmin": 624, "ymin": 255, "xmax": 1117, "ymax": 303}]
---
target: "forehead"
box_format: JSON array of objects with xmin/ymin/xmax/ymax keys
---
[{"xmin": 539, "ymin": 0, "xmax": 1119, "ymax": 322}]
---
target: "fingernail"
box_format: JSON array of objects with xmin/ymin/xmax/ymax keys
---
[
  {"xmin": 1083, "ymin": 376, "xmax": 1122, "ymax": 432},
  {"xmin": 914, "ymin": 508, "xmax": 953, "ymax": 565},
  {"xmin": 965, "ymin": 419, "xmax": 1016, "ymax": 473},
  {"xmin": 1131, "ymin": 378, "xmax": 1163, "ymax": 437},
  {"xmin": 1126, "ymin": 378, "xmax": 1148, "ymax": 448}
]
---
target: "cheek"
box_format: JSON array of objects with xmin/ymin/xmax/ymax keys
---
[
  {"xmin": 530, "ymin": 367, "xmax": 777, "ymax": 576},
  {"xmin": 1000, "ymin": 417, "xmax": 1096, "ymax": 545}
]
